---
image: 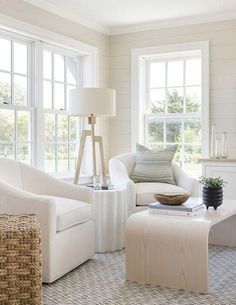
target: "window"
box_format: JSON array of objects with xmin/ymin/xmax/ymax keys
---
[
  {"xmin": 43, "ymin": 49, "xmax": 82, "ymax": 173},
  {"xmin": 132, "ymin": 43, "xmax": 209, "ymax": 177},
  {"xmin": 0, "ymin": 36, "xmax": 32, "ymax": 163},
  {"xmin": 0, "ymin": 28, "xmax": 97, "ymax": 177},
  {"xmin": 146, "ymin": 55, "xmax": 201, "ymax": 176}
]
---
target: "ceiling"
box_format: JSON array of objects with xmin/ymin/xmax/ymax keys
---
[{"xmin": 24, "ymin": 0, "xmax": 236, "ymax": 34}]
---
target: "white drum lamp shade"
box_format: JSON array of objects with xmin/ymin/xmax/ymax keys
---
[
  {"xmin": 68, "ymin": 87, "xmax": 116, "ymax": 185},
  {"xmin": 69, "ymin": 88, "xmax": 116, "ymax": 117}
]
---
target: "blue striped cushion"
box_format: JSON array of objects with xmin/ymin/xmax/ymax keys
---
[{"xmin": 130, "ymin": 144, "xmax": 177, "ymax": 184}]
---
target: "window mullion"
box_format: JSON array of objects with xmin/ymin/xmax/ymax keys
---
[
  {"xmin": 146, "ymin": 62, "xmax": 150, "ymax": 113},
  {"xmin": 165, "ymin": 61, "xmax": 168, "ymax": 114},
  {"xmin": 164, "ymin": 61, "xmax": 168, "ymax": 148},
  {"xmin": 30, "ymin": 108, "xmax": 34, "ymax": 165},
  {"xmin": 28, "ymin": 41, "xmax": 34, "ymax": 165},
  {"xmin": 163, "ymin": 117, "xmax": 166, "ymax": 148},
  {"xmin": 64, "ymin": 56, "xmax": 67, "ymax": 111},
  {"xmin": 67, "ymin": 116, "xmax": 70, "ymax": 171},
  {"xmin": 181, "ymin": 117, "xmax": 184, "ymax": 168},
  {"xmin": 52, "ymin": 53, "xmax": 55, "ymax": 110},
  {"xmin": 34, "ymin": 41, "xmax": 45, "ymax": 169},
  {"xmin": 55, "ymin": 113, "xmax": 58, "ymax": 171},
  {"xmin": 182, "ymin": 59, "xmax": 186, "ymax": 169},
  {"xmin": 14, "ymin": 110, "xmax": 17, "ymax": 160},
  {"xmin": 78, "ymin": 56, "xmax": 83, "ymax": 88},
  {"xmin": 183, "ymin": 59, "xmax": 186, "ymax": 113},
  {"xmin": 11, "ymin": 40, "xmax": 14, "ymax": 106}
]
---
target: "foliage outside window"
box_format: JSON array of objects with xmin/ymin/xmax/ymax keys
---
[
  {"xmin": 145, "ymin": 55, "xmax": 202, "ymax": 176},
  {"xmin": 0, "ymin": 33, "xmax": 86, "ymax": 175},
  {"xmin": 0, "ymin": 36, "xmax": 32, "ymax": 163},
  {"xmin": 43, "ymin": 50, "xmax": 82, "ymax": 173}
]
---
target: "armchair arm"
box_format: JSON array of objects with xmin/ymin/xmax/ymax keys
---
[
  {"xmin": 0, "ymin": 180, "xmax": 57, "ymax": 241},
  {"xmin": 109, "ymin": 158, "xmax": 132, "ymax": 187},
  {"xmin": 34, "ymin": 179, "xmax": 93, "ymax": 204},
  {"xmin": 172, "ymin": 162, "xmax": 200, "ymax": 197},
  {"xmin": 52, "ymin": 183, "xmax": 93, "ymax": 204},
  {"xmin": 20, "ymin": 163, "xmax": 92, "ymax": 203},
  {"xmin": 109, "ymin": 158, "xmax": 136, "ymax": 214}
]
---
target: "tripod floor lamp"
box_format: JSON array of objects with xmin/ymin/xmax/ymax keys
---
[{"xmin": 69, "ymin": 88, "xmax": 116, "ymax": 185}]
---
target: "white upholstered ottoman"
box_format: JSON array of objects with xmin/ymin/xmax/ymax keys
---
[{"xmin": 126, "ymin": 205, "xmax": 236, "ymax": 293}]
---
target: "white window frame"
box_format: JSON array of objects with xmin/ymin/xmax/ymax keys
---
[
  {"xmin": 0, "ymin": 15, "xmax": 98, "ymax": 180},
  {"xmin": 40, "ymin": 44, "xmax": 84, "ymax": 175},
  {"xmin": 0, "ymin": 31, "xmax": 35, "ymax": 164},
  {"xmin": 131, "ymin": 41, "xmax": 209, "ymax": 158}
]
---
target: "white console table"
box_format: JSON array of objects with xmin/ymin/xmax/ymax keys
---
[
  {"xmin": 92, "ymin": 188, "xmax": 127, "ymax": 253},
  {"xmin": 201, "ymin": 158, "xmax": 236, "ymax": 199}
]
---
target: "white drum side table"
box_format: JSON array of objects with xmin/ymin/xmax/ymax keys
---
[{"xmin": 92, "ymin": 188, "xmax": 127, "ymax": 253}]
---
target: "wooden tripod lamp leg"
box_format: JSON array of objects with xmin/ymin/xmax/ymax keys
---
[
  {"xmin": 90, "ymin": 115, "xmax": 97, "ymax": 177},
  {"xmin": 74, "ymin": 116, "xmax": 107, "ymax": 186},
  {"xmin": 74, "ymin": 130, "xmax": 87, "ymax": 184},
  {"xmin": 95, "ymin": 135, "xmax": 107, "ymax": 185}
]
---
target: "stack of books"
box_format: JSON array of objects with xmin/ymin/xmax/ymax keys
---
[{"xmin": 149, "ymin": 197, "xmax": 205, "ymax": 217}]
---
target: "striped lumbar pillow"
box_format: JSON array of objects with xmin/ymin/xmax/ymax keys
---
[{"xmin": 130, "ymin": 144, "xmax": 178, "ymax": 184}]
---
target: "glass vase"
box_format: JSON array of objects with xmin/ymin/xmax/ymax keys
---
[
  {"xmin": 215, "ymin": 138, "xmax": 221, "ymax": 159},
  {"xmin": 93, "ymin": 175, "xmax": 101, "ymax": 190},
  {"xmin": 220, "ymin": 132, "xmax": 228, "ymax": 159},
  {"xmin": 210, "ymin": 125, "xmax": 216, "ymax": 158}
]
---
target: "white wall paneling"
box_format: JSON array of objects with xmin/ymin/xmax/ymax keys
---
[{"xmin": 109, "ymin": 19, "xmax": 236, "ymax": 161}]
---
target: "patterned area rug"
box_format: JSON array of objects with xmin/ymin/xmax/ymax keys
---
[{"xmin": 43, "ymin": 246, "xmax": 236, "ymax": 305}]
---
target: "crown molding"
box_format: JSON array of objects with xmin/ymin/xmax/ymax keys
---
[
  {"xmin": 110, "ymin": 11, "xmax": 236, "ymax": 35},
  {"xmin": 23, "ymin": 0, "xmax": 110, "ymax": 35},
  {"xmin": 24, "ymin": 0, "xmax": 236, "ymax": 36},
  {"xmin": 0, "ymin": 13, "xmax": 98, "ymax": 57}
]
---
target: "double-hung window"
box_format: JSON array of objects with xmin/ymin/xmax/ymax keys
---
[
  {"xmin": 0, "ymin": 28, "xmax": 96, "ymax": 177},
  {"xmin": 0, "ymin": 34, "xmax": 33, "ymax": 163},
  {"xmin": 132, "ymin": 43, "xmax": 209, "ymax": 177},
  {"xmin": 43, "ymin": 47, "xmax": 82, "ymax": 173}
]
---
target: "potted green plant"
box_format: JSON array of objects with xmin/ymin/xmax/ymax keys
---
[{"xmin": 199, "ymin": 176, "xmax": 226, "ymax": 210}]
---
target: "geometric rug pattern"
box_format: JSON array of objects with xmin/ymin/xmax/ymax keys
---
[{"xmin": 43, "ymin": 246, "xmax": 236, "ymax": 305}]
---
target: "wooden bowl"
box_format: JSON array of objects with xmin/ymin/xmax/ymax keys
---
[{"xmin": 153, "ymin": 192, "xmax": 190, "ymax": 205}]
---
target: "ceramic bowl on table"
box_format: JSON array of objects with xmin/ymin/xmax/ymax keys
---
[{"xmin": 153, "ymin": 192, "xmax": 190, "ymax": 205}]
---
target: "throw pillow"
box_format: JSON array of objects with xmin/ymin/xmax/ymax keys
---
[
  {"xmin": 136, "ymin": 143, "xmax": 151, "ymax": 152},
  {"xmin": 130, "ymin": 144, "xmax": 178, "ymax": 184}
]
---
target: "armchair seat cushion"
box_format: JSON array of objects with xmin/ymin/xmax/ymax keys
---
[
  {"xmin": 49, "ymin": 196, "xmax": 92, "ymax": 232},
  {"xmin": 135, "ymin": 183, "xmax": 188, "ymax": 206}
]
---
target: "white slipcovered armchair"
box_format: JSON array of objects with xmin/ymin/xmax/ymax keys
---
[
  {"xmin": 0, "ymin": 158, "xmax": 95, "ymax": 283},
  {"xmin": 109, "ymin": 153, "xmax": 200, "ymax": 215}
]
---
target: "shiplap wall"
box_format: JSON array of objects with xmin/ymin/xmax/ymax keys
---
[
  {"xmin": 0, "ymin": 0, "xmax": 111, "ymax": 168},
  {"xmin": 109, "ymin": 19, "xmax": 236, "ymax": 158},
  {"xmin": 1, "ymin": 1, "xmax": 236, "ymax": 163}
]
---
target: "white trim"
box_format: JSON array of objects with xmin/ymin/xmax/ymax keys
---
[
  {"xmin": 201, "ymin": 42, "xmax": 210, "ymax": 158},
  {"xmin": 23, "ymin": 0, "xmax": 109, "ymax": 35},
  {"xmin": 110, "ymin": 11, "xmax": 236, "ymax": 35},
  {"xmin": 0, "ymin": 33, "xmax": 34, "ymax": 164},
  {"xmin": 0, "ymin": 14, "xmax": 98, "ymax": 90},
  {"xmin": 3, "ymin": 1, "xmax": 236, "ymax": 37},
  {"xmin": 0, "ymin": 14, "xmax": 98, "ymax": 61},
  {"xmin": 34, "ymin": 41, "xmax": 44, "ymax": 169},
  {"xmin": 41, "ymin": 47, "xmax": 84, "ymax": 173},
  {"xmin": 131, "ymin": 41, "xmax": 209, "ymax": 157},
  {"xmin": 0, "ymin": 15, "xmax": 98, "ymax": 176},
  {"xmin": 21, "ymin": 1, "xmax": 236, "ymax": 35}
]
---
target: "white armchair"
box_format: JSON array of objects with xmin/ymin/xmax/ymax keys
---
[
  {"xmin": 0, "ymin": 158, "xmax": 95, "ymax": 283},
  {"xmin": 109, "ymin": 152, "xmax": 200, "ymax": 215}
]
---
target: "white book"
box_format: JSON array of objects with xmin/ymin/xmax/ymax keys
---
[
  {"xmin": 149, "ymin": 197, "xmax": 204, "ymax": 213},
  {"xmin": 149, "ymin": 206, "xmax": 206, "ymax": 217}
]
